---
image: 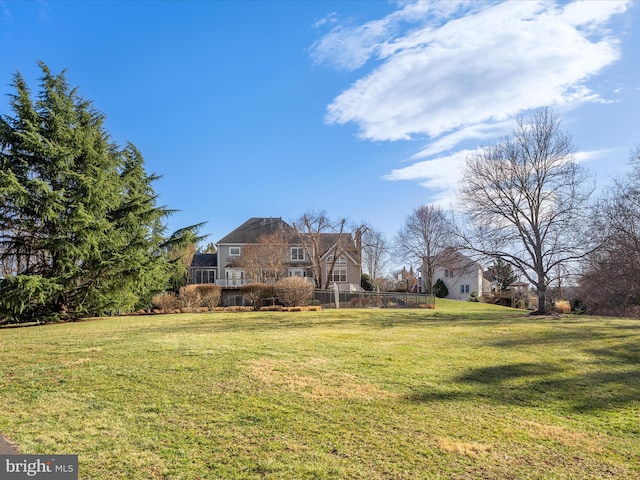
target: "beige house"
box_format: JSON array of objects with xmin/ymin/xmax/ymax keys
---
[{"xmin": 190, "ymin": 217, "xmax": 362, "ymax": 292}]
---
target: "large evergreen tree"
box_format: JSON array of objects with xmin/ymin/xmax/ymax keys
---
[{"xmin": 0, "ymin": 63, "xmax": 175, "ymax": 322}]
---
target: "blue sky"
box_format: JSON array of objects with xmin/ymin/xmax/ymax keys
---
[{"xmin": 1, "ymin": 0, "xmax": 639, "ymax": 254}]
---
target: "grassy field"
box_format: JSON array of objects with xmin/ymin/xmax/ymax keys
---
[{"xmin": 0, "ymin": 299, "xmax": 638, "ymax": 479}]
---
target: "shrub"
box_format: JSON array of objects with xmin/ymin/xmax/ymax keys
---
[
  {"xmin": 193, "ymin": 285, "xmax": 222, "ymax": 309},
  {"xmin": 152, "ymin": 292, "xmax": 180, "ymax": 312},
  {"xmin": 260, "ymin": 305, "xmax": 284, "ymax": 312},
  {"xmin": 179, "ymin": 285, "xmax": 201, "ymax": 310},
  {"xmin": 240, "ymin": 283, "xmax": 275, "ymax": 311},
  {"xmin": 433, "ymin": 279, "xmax": 449, "ymax": 298},
  {"xmin": 554, "ymin": 300, "xmax": 571, "ymax": 314},
  {"xmin": 274, "ymin": 277, "xmax": 314, "ymax": 307},
  {"xmin": 468, "ymin": 291, "xmax": 479, "ymax": 302}
]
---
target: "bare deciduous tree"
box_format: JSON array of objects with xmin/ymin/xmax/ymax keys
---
[
  {"xmin": 360, "ymin": 224, "xmax": 390, "ymax": 288},
  {"xmin": 458, "ymin": 108, "xmax": 596, "ymax": 314},
  {"xmin": 240, "ymin": 228, "xmax": 292, "ymax": 283},
  {"xmin": 293, "ymin": 211, "xmax": 351, "ymax": 289},
  {"xmin": 394, "ymin": 205, "xmax": 454, "ymax": 294},
  {"xmin": 579, "ymin": 146, "xmax": 640, "ymax": 316}
]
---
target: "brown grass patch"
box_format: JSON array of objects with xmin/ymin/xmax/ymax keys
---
[
  {"xmin": 436, "ymin": 437, "xmax": 492, "ymax": 456},
  {"xmin": 246, "ymin": 358, "xmax": 394, "ymax": 400},
  {"xmin": 522, "ymin": 420, "xmax": 602, "ymax": 452}
]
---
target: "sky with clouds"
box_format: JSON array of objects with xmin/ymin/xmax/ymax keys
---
[{"xmin": 1, "ymin": 0, "xmax": 639, "ymax": 264}]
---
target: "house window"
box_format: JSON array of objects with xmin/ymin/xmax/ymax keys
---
[
  {"xmin": 445, "ymin": 269, "xmax": 453, "ymax": 277},
  {"xmin": 291, "ymin": 247, "xmax": 305, "ymax": 261},
  {"xmin": 289, "ymin": 268, "xmax": 305, "ymax": 277},
  {"xmin": 327, "ymin": 255, "xmax": 347, "ymax": 265},
  {"xmin": 193, "ymin": 269, "xmax": 216, "ymax": 284},
  {"xmin": 229, "ymin": 247, "xmax": 241, "ymax": 256},
  {"xmin": 331, "ymin": 268, "xmax": 347, "ymax": 282},
  {"xmin": 461, "ymin": 284, "xmax": 470, "ymax": 294}
]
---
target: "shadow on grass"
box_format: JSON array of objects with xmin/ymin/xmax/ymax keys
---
[{"xmin": 406, "ymin": 354, "xmax": 640, "ymax": 415}]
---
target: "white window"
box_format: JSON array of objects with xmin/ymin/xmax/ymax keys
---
[
  {"xmin": 291, "ymin": 247, "xmax": 305, "ymax": 261},
  {"xmin": 288, "ymin": 268, "xmax": 305, "ymax": 277},
  {"xmin": 327, "ymin": 255, "xmax": 347, "ymax": 265},
  {"xmin": 445, "ymin": 269, "xmax": 453, "ymax": 278},
  {"xmin": 461, "ymin": 284, "xmax": 470, "ymax": 294},
  {"xmin": 229, "ymin": 247, "xmax": 241, "ymax": 256},
  {"xmin": 194, "ymin": 269, "xmax": 216, "ymax": 284},
  {"xmin": 331, "ymin": 268, "xmax": 347, "ymax": 282}
]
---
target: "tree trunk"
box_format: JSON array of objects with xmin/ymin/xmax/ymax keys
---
[{"xmin": 535, "ymin": 285, "xmax": 547, "ymax": 315}]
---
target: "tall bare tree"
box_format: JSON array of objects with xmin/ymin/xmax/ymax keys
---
[
  {"xmin": 458, "ymin": 108, "xmax": 596, "ymax": 314},
  {"xmin": 293, "ymin": 211, "xmax": 354, "ymax": 289},
  {"xmin": 579, "ymin": 146, "xmax": 640, "ymax": 316},
  {"xmin": 394, "ymin": 205, "xmax": 454, "ymax": 294},
  {"xmin": 360, "ymin": 224, "xmax": 390, "ymax": 288},
  {"xmin": 240, "ymin": 228, "xmax": 292, "ymax": 283}
]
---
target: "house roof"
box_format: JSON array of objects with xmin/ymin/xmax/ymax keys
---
[
  {"xmin": 190, "ymin": 253, "xmax": 218, "ymax": 268},
  {"xmin": 217, "ymin": 217, "xmax": 296, "ymax": 244},
  {"xmin": 318, "ymin": 232, "xmax": 360, "ymax": 263},
  {"xmin": 417, "ymin": 247, "xmax": 480, "ymax": 273}
]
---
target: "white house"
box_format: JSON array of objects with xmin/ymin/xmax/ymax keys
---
[{"xmin": 419, "ymin": 248, "xmax": 491, "ymax": 300}]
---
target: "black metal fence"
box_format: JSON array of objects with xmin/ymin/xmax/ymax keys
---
[{"xmin": 313, "ymin": 290, "xmax": 435, "ymax": 309}]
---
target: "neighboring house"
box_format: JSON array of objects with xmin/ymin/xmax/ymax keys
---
[
  {"xmin": 419, "ymin": 248, "xmax": 491, "ymax": 300},
  {"xmin": 189, "ymin": 217, "xmax": 362, "ymax": 292}
]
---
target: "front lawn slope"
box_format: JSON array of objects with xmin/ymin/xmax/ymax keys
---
[{"xmin": 0, "ymin": 303, "xmax": 638, "ymax": 479}]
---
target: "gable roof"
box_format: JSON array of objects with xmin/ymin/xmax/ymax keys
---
[
  {"xmin": 190, "ymin": 253, "xmax": 218, "ymax": 268},
  {"xmin": 318, "ymin": 233, "xmax": 360, "ymax": 264},
  {"xmin": 416, "ymin": 247, "xmax": 480, "ymax": 274},
  {"xmin": 217, "ymin": 217, "xmax": 296, "ymax": 244},
  {"xmin": 435, "ymin": 248, "xmax": 481, "ymax": 273}
]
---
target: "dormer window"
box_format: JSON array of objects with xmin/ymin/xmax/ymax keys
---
[{"xmin": 291, "ymin": 247, "xmax": 305, "ymax": 261}]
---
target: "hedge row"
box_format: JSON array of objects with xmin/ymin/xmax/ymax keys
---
[
  {"xmin": 152, "ymin": 285, "xmax": 222, "ymax": 312},
  {"xmin": 151, "ymin": 278, "xmax": 314, "ymax": 312}
]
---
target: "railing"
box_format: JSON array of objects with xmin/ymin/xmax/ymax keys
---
[{"xmin": 216, "ymin": 277, "xmax": 315, "ymax": 288}]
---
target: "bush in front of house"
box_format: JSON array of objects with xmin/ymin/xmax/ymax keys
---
[
  {"xmin": 433, "ymin": 279, "xmax": 449, "ymax": 298},
  {"xmin": 274, "ymin": 277, "xmax": 314, "ymax": 307},
  {"xmin": 179, "ymin": 285, "xmax": 201, "ymax": 310},
  {"xmin": 240, "ymin": 283, "xmax": 275, "ymax": 311},
  {"xmin": 193, "ymin": 284, "xmax": 222, "ymax": 309},
  {"xmin": 152, "ymin": 292, "xmax": 181, "ymax": 312}
]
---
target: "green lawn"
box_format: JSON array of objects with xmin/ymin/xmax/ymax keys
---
[{"xmin": 1, "ymin": 300, "xmax": 638, "ymax": 479}]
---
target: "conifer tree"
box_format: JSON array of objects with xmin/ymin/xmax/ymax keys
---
[{"xmin": 0, "ymin": 63, "xmax": 178, "ymax": 322}]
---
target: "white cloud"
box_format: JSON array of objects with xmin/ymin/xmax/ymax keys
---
[
  {"xmin": 313, "ymin": 0, "xmax": 629, "ymax": 157},
  {"xmin": 408, "ymin": 121, "xmax": 510, "ymax": 159},
  {"xmin": 383, "ymin": 149, "xmax": 475, "ymax": 205},
  {"xmin": 574, "ymin": 149, "xmax": 612, "ymax": 163},
  {"xmin": 384, "ymin": 147, "xmax": 608, "ymax": 209},
  {"xmin": 312, "ymin": 12, "xmax": 339, "ymax": 29},
  {"xmin": 1, "ymin": 1, "xmax": 12, "ymax": 22},
  {"xmin": 311, "ymin": 0, "xmax": 630, "ymax": 203}
]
